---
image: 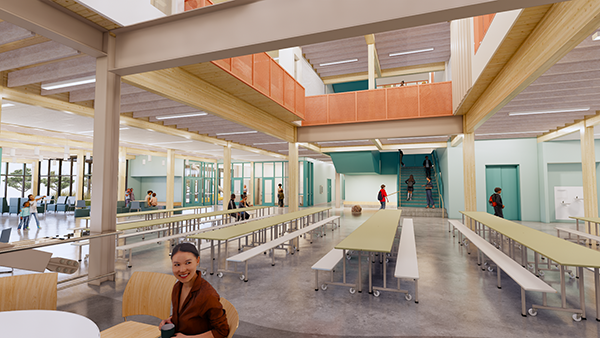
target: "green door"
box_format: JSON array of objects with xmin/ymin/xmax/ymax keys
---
[
  {"xmin": 327, "ymin": 179, "xmax": 332, "ymax": 203},
  {"xmin": 262, "ymin": 178, "xmax": 275, "ymax": 206},
  {"xmin": 485, "ymin": 165, "xmax": 521, "ymax": 220}
]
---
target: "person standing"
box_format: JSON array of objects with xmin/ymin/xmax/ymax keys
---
[
  {"xmin": 28, "ymin": 194, "xmax": 45, "ymax": 229},
  {"xmin": 17, "ymin": 201, "xmax": 31, "ymax": 230},
  {"xmin": 490, "ymin": 187, "xmax": 504, "ymax": 218},
  {"xmin": 422, "ymin": 177, "xmax": 435, "ymax": 209},
  {"xmin": 277, "ymin": 184, "xmax": 284, "ymax": 207},
  {"xmin": 145, "ymin": 190, "xmax": 153, "ymax": 206},
  {"xmin": 423, "ymin": 156, "xmax": 433, "ymax": 178},
  {"xmin": 405, "ymin": 175, "xmax": 415, "ymax": 201},
  {"xmin": 378, "ymin": 184, "xmax": 389, "ymax": 210}
]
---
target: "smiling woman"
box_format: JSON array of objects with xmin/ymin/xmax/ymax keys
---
[{"xmin": 160, "ymin": 243, "xmax": 230, "ymax": 338}]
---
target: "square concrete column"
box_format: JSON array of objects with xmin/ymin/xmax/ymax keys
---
[
  {"xmin": 117, "ymin": 148, "xmax": 126, "ymax": 201},
  {"xmin": 76, "ymin": 152, "xmax": 85, "ymax": 200},
  {"xmin": 223, "ymin": 144, "xmax": 231, "ymax": 207},
  {"xmin": 288, "ymin": 143, "xmax": 299, "ymax": 212},
  {"xmin": 463, "ymin": 132, "xmax": 476, "ymax": 229},
  {"xmin": 89, "ymin": 33, "xmax": 120, "ymax": 285},
  {"xmin": 166, "ymin": 149, "xmax": 175, "ymax": 209},
  {"xmin": 335, "ymin": 172, "xmax": 342, "ymax": 208},
  {"xmin": 580, "ymin": 125, "xmax": 598, "ymax": 219}
]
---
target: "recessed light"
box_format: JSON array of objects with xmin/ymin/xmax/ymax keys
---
[
  {"xmin": 319, "ymin": 59, "xmax": 358, "ymax": 67},
  {"xmin": 150, "ymin": 141, "xmax": 194, "ymax": 145},
  {"xmin": 253, "ymin": 142, "xmax": 288, "ymax": 145},
  {"xmin": 387, "ymin": 135, "xmax": 447, "ymax": 141},
  {"xmin": 1, "ymin": 103, "xmax": 15, "ymax": 108},
  {"xmin": 593, "ymin": 32, "xmax": 600, "ymax": 41},
  {"xmin": 508, "ymin": 107, "xmax": 590, "ymax": 116},
  {"xmin": 318, "ymin": 140, "xmax": 369, "ymax": 144},
  {"xmin": 41, "ymin": 75, "xmax": 96, "ymax": 91},
  {"xmin": 155, "ymin": 113, "xmax": 208, "ymax": 120},
  {"xmin": 216, "ymin": 131, "xmax": 258, "ymax": 136},
  {"xmin": 389, "ymin": 48, "xmax": 434, "ymax": 57},
  {"xmin": 477, "ymin": 131, "xmax": 546, "ymax": 136}
]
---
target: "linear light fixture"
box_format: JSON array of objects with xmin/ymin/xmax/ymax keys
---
[
  {"xmin": 389, "ymin": 48, "xmax": 434, "ymax": 57},
  {"xmin": 477, "ymin": 131, "xmax": 546, "ymax": 136},
  {"xmin": 1, "ymin": 103, "xmax": 15, "ymax": 108},
  {"xmin": 593, "ymin": 32, "xmax": 600, "ymax": 41},
  {"xmin": 150, "ymin": 141, "xmax": 194, "ymax": 145},
  {"xmin": 155, "ymin": 113, "xmax": 208, "ymax": 120},
  {"xmin": 508, "ymin": 107, "xmax": 590, "ymax": 116},
  {"xmin": 41, "ymin": 75, "xmax": 96, "ymax": 91},
  {"xmin": 78, "ymin": 127, "xmax": 129, "ymax": 134},
  {"xmin": 216, "ymin": 131, "xmax": 258, "ymax": 136},
  {"xmin": 318, "ymin": 140, "xmax": 369, "ymax": 144},
  {"xmin": 253, "ymin": 142, "xmax": 288, "ymax": 146},
  {"xmin": 387, "ymin": 135, "xmax": 447, "ymax": 141},
  {"xmin": 319, "ymin": 59, "xmax": 358, "ymax": 67}
]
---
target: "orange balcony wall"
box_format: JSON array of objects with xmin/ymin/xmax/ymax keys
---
[
  {"xmin": 185, "ymin": 0, "xmax": 214, "ymax": 11},
  {"xmin": 474, "ymin": 13, "xmax": 496, "ymax": 54},
  {"xmin": 303, "ymin": 82, "xmax": 452, "ymax": 126}
]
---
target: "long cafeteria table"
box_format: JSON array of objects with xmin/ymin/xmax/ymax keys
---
[
  {"xmin": 462, "ymin": 211, "xmax": 600, "ymax": 321},
  {"xmin": 78, "ymin": 204, "xmax": 219, "ymax": 227},
  {"xmin": 570, "ymin": 216, "xmax": 600, "ymax": 246},
  {"xmin": 334, "ymin": 210, "xmax": 402, "ymax": 294},
  {"xmin": 188, "ymin": 207, "xmax": 331, "ymax": 277}
]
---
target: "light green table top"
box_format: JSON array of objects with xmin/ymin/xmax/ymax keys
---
[
  {"xmin": 113, "ymin": 206, "xmax": 270, "ymax": 231},
  {"xmin": 335, "ymin": 210, "xmax": 402, "ymax": 253},
  {"xmin": 79, "ymin": 204, "xmax": 215, "ymax": 220},
  {"xmin": 570, "ymin": 216, "xmax": 600, "ymax": 223},
  {"xmin": 461, "ymin": 211, "xmax": 600, "ymax": 268},
  {"xmin": 188, "ymin": 207, "xmax": 330, "ymax": 241}
]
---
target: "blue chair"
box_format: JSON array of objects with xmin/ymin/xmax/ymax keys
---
[
  {"xmin": 47, "ymin": 196, "xmax": 67, "ymax": 212},
  {"xmin": 57, "ymin": 196, "xmax": 75, "ymax": 213},
  {"xmin": 75, "ymin": 200, "xmax": 87, "ymax": 209},
  {"xmin": 129, "ymin": 201, "xmax": 142, "ymax": 212},
  {"xmin": 9, "ymin": 198, "xmax": 21, "ymax": 215},
  {"xmin": 0, "ymin": 198, "xmax": 9, "ymax": 214}
]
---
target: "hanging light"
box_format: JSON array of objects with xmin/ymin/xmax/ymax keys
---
[
  {"xmin": 147, "ymin": 155, "xmax": 152, "ymax": 162},
  {"xmin": 142, "ymin": 159, "xmax": 146, "ymax": 165},
  {"xmin": 34, "ymin": 147, "xmax": 40, "ymax": 155},
  {"xmin": 85, "ymin": 152, "xmax": 91, "ymax": 158},
  {"xmin": 10, "ymin": 148, "xmax": 15, "ymax": 157},
  {"xmin": 39, "ymin": 155, "xmax": 43, "ymax": 161}
]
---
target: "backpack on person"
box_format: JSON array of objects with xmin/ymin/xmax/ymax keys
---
[
  {"xmin": 377, "ymin": 190, "xmax": 382, "ymax": 201},
  {"xmin": 488, "ymin": 194, "xmax": 497, "ymax": 207}
]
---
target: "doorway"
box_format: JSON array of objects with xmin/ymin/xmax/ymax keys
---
[
  {"xmin": 262, "ymin": 178, "xmax": 275, "ymax": 206},
  {"xmin": 485, "ymin": 165, "xmax": 521, "ymax": 220},
  {"xmin": 327, "ymin": 179, "xmax": 332, "ymax": 203}
]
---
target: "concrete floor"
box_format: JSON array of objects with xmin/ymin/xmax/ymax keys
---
[{"xmin": 1, "ymin": 207, "xmax": 600, "ymax": 337}]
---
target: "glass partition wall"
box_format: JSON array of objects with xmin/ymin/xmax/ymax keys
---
[
  {"xmin": 184, "ymin": 161, "xmax": 216, "ymax": 206},
  {"xmin": 0, "ymin": 162, "xmax": 33, "ymax": 198}
]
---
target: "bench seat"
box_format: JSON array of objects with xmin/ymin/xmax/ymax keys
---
[{"xmin": 311, "ymin": 248, "xmax": 344, "ymax": 291}]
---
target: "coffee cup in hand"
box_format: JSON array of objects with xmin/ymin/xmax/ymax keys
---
[{"xmin": 161, "ymin": 323, "xmax": 175, "ymax": 338}]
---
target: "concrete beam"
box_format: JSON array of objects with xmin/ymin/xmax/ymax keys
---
[
  {"xmin": 69, "ymin": 83, "xmax": 145, "ymax": 102},
  {"xmin": 298, "ymin": 116, "xmax": 462, "ymax": 143},
  {"xmin": 110, "ymin": 0, "xmax": 564, "ymax": 75},
  {"xmin": 0, "ymin": 41, "xmax": 79, "ymax": 72},
  {"xmin": 7, "ymin": 56, "xmax": 95, "ymax": 87},
  {"xmin": 0, "ymin": 21, "xmax": 34, "ymax": 45}
]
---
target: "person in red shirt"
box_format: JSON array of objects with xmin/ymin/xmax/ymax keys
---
[{"xmin": 379, "ymin": 184, "xmax": 389, "ymax": 210}]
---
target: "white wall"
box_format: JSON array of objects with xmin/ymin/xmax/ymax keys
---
[
  {"xmin": 344, "ymin": 174, "xmax": 398, "ymax": 207},
  {"xmin": 312, "ymin": 160, "xmax": 336, "ymax": 205},
  {"xmin": 127, "ymin": 156, "xmax": 184, "ymax": 203},
  {"xmin": 78, "ymin": 0, "xmax": 166, "ymax": 26}
]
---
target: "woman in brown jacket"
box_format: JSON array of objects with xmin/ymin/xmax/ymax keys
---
[{"xmin": 160, "ymin": 243, "xmax": 229, "ymax": 338}]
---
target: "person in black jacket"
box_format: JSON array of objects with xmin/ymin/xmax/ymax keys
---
[
  {"xmin": 491, "ymin": 187, "xmax": 504, "ymax": 218},
  {"xmin": 423, "ymin": 156, "xmax": 433, "ymax": 178},
  {"xmin": 405, "ymin": 175, "xmax": 415, "ymax": 201},
  {"xmin": 227, "ymin": 194, "xmax": 239, "ymax": 221}
]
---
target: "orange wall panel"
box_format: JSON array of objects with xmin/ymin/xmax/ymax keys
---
[
  {"xmin": 212, "ymin": 58, "xmax": 231, "ymax": 71},
  {"xmin": 356, "ymin": 89, "xmax": 386, "ymax": 121},
  {"xmin": 295, "ymin": 82, "xmax": 305, "ymax": 118},
  {"xmin": 231, "ymin": 55, "xmax": 253, "ymax": 85},
  {"xmin": 185, "ymin": 0, "xmax": 212, "ymax": 10},
  {"xmin": 283, "ymin": 72, "xmax": 295, "ymax": 111},
  {"xmin": 387, "ymin": 86, "xmax": 419, "ymax": 119},
  {"xmin": 419, "ymin": 82, "xmax": 452, "ymax": 117},
  {"xmin": 328, "ymin": 93, "xmax": 356, "ymax": 124},
  {"xmin": 304, "ymin": 96, "xmax": 328, "ymax": 125},
  {"xmin": 270, "ymin": 62, "xmax": 284, "ymax": 105},
  {"xmin": 252, "ymin": 53, "xmax": 270, "ymax": 96}
]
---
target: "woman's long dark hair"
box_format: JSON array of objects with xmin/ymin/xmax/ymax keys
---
[
  {"xmin": 171, "ymin": 242, "xmax": 199, "ymax": 259},
  {"xmin": 408, "ymin": 175, "xmax": 415, "ymax": 182}
]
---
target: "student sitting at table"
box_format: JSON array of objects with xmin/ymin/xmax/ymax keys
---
[
  {"xmin": 238, "ymin": 194, "xmax": 252, "ymax": 220},
  {"xmin": 227, "ymin": 194, "xmax": 239, "ymax": 221},
  {"xmin": 160, "ymin": 243, "xmax": 230, "ymax": 338},
  {"xmin": 149, "ymin": 193, "xmax": 158, "ymax": 207}
]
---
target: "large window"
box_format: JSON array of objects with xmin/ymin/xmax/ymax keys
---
[
  {"xmin": 0, "ymin": 162, "xmax": 33, "ymax": 198},
  {"xmin": 38, "ymin": 156, "xmax": 91, "ymax": 198}
]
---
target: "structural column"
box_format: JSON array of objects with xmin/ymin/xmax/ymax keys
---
[
  {"xmin": 288, "ymin": 143, "xmax": 299, "ymax": 212},
  {"xmin": 581, "ymin": 125, "xmax": 598, "ymax": 221},
  {"xmin": 463, "ymin": 132, "xmax": 477, "ymax": 228},
  {"xmin": 367, "ymin": 43, "xmax": 376, "ymax": 90},
  {"xmin": 223, "ymin": 144, "xmax": 231, "ymax": 207},
  {"xmin": 89, "ymin": 33, "xmax": 120, "ymax": 285},
  {"xmin": 117, "ymin": 147, "xmax": 126, "ymax": 201},
  {"xmin": 32, "ymin": 160, "xmax": 39, "ymax": 196},
  {"xmin": 166, "ymin": 149, "xmax": 175, "ymax": 209},
  {"xmin": 76, "ymin": 152, "xmax": 85, "ymax": 200},
  {"xmin": 249, "ymin": 162, "xmax": 255, "ymax": 205},
  {"xmin": 335, "ymin": 172, "xmax": 341, "ymax": 209}
]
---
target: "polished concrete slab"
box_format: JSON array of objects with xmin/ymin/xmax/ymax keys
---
[{"xmin": 1, "ymin": 207, "xmax": 599, "ymax": 337}]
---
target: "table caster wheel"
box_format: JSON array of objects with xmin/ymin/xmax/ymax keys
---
[
  {"xmin": 239, "ymin": 275, "xmax": 245, "ymax": 281},
  {"xmin": 539, "ymin": 270, "xmax": 545, "ymax": 277},
  {"xmin": 569, "ymin": 272, "xmax": 576, "ymax": 279},
  {"xmin": 573, "ymin": 314, "xmax": 582, "ymax": 322},
  {"xmin": 528, "ymin": 264, "xmax": 533, "ymax": 270},
  {"xmin": 488, "ymin": 266, "xmax": 494, "ymax": 272},
  {"xmin": 483, "ymin": 262, "xmax": 488, "ymax": 266},
  {"xmin": 321, "ymin": 284, "xmax": 328, "ymax": 291},
  {"xmin": 373, "ymin": 290, "xmax": 380, "ymax": 297},
  {"xmin": 528, "ymin": 308, "xmax": 537, "ymax": 317},
  {"xmin": 349, "ymin": 288, "xmax": 356, "ymax": 294},
  {"xmin": 201, "ymin": 270, "xmax": 207, "ymax": 276},
  {"xmin": 346, "ymin": 255, "xmax": 351, "ymax": 260},
  {"xmin": 385, "ymin": 258, "xmax": 389, "ymax": 263},
  {"xmin": 217, "ymin": 272, "xmax": 224, "ymax": 278},
  {"xmin": 405, "ymin": 294, "xmax": 412, "ymax": 301}
]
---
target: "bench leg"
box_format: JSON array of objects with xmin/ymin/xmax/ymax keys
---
[
  {"xmin": 210, "ymin": 240, "xmax": 214, "ymax": 275},
  {"xmin": 497, "ymin": 267, "xmax": 502, "ymax": 289},
  {"xmin": 521, "ymin": 287, "xmax": 527, "ymax": 317},
  {"xmin": 579, "ymin": 266, "xmax": 586, "ymax": 319},
  {"xmin": 415, "ymin": 279, "xmax": 419, "ymax": 304},
  {"xmin": 271, "ymin": 248, "xmax": 275, "ymax": 266},
  {"xmin": 315, "ymin": 270, "xmax": 319, "ymax": 291},
  {"xmin": 244, "ymin": 262, "xmax": 248, "ymax": 282},
  {"xmin": 78, "ymin": 246, "xmax": 82, "ymax": 262},
  {"xmin": 128, "ymin": 249, "xmax": 132, "ymax": 268}
]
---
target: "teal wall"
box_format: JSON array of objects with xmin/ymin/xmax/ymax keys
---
[
  {"xmin": 402, "ymin": 154, "xmax": 432, "ymax": 167},
  {"xmin": 329, "ymin": 151, "xmax": 380, "ymax": 174},
  {"xmin": 332, "ymin": 80, "xmax": 368, "ymax": 93},
  {"xmin": 437, "ymin": 142, "xmax": 464, "ymax": 219},
  {"xmin": 127, "ymin": 156, "xmax": 184, "ymax": 203},
  {"xmin": 380, "ymin": 152, "xmax": 399, "ymax": 175}
]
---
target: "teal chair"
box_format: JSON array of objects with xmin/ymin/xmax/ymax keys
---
[
  {"xmin": 0, "ymin": 198, "xmax": 9, "ymax": 214},
  {"xmin": 74, "ymin": 208, "xmax": 90, "ymax": 218},
  {"xmin": 116, "ymin": 201, "xmax": 129, "ymax": 214},
  {"xmin": 173, "ymin": 206, "xmax": 183, "ymax": 215}
]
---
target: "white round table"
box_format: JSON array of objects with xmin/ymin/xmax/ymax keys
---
[{"xmin": 0, "ymin": 310, "xmax": 100, "ymax": 337}]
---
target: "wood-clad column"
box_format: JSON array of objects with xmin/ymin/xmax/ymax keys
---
[
  {"xmin": 76, "ymin": 152, "xmax": 85, "ymax": 200},
  {"xmin": 335, "ymin": 172, "xmax": 341, "ymax": 208},
  {"xmin": 223, "ymin": 144, "xmax": 232, "ymax": 207},
  {"xmin": 89, "ymin": 33, "xmax": 120, "ymax": 285},
  {"xmin": 463, "ymin": 132, "xmax": 476, "ymax": 228},
  {"xmin": 249, "ymin": 162, "xmax": 255, "ymax": 206},
  {"xmin": 32, "ymin": 160, "xmax": 39, "ymax": 196},
  {"xmin": 166, "ymin": 149, "xmax": 175, "ymax": 209},
  {"xmin": 117, "ymin": 147, "xmax": 126, "ymax": 201},
  {"xmin": 581, "ymin": 125, "xmax": 598, "ymax": 230},
  {"xmin": 288, "ymin": 143, "xmax": 299, "ymax": 212},
  {"xmin": 367, "ymin": 43, "xmax": 376, "ymax": 90}
]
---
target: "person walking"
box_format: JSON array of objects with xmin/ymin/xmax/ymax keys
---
[
  {"xmin": 28, "ymin": 194, "xmax": 45, "ymax": 229},
  {"xmin": 423, "ymin": 156, "xmax": 433, "ymax": 179},
  {"xmin": 277, "ymin": 184, "xmax": 284, "ymax": 207},
  {"xmin": 422, "ymin": 177, "xmax": 435, "ymax": 209},
  {"xmin": 490, "ymin": 187, "xmax": 504, "ymax": 218},
  {"xmin": 405, "ymin": 175, "xmax": 416, "ymax": 201},
  {"xmin": 378, "ymin": 184, "xmax": 389, "ymax": 210}
]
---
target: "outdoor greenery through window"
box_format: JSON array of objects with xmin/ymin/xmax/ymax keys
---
[{"xmin": 0, "ymin": 162, "xmax": 33, "ymax": 198}]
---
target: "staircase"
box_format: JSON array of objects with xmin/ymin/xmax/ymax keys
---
[{"xmin": 398, "ymin": 166, "xmax": 447, "ymax": 218}]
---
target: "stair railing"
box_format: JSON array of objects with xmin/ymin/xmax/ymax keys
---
[{"xmin": 432, "ymin": 151, "xmax": 445, "ymax": 216}]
